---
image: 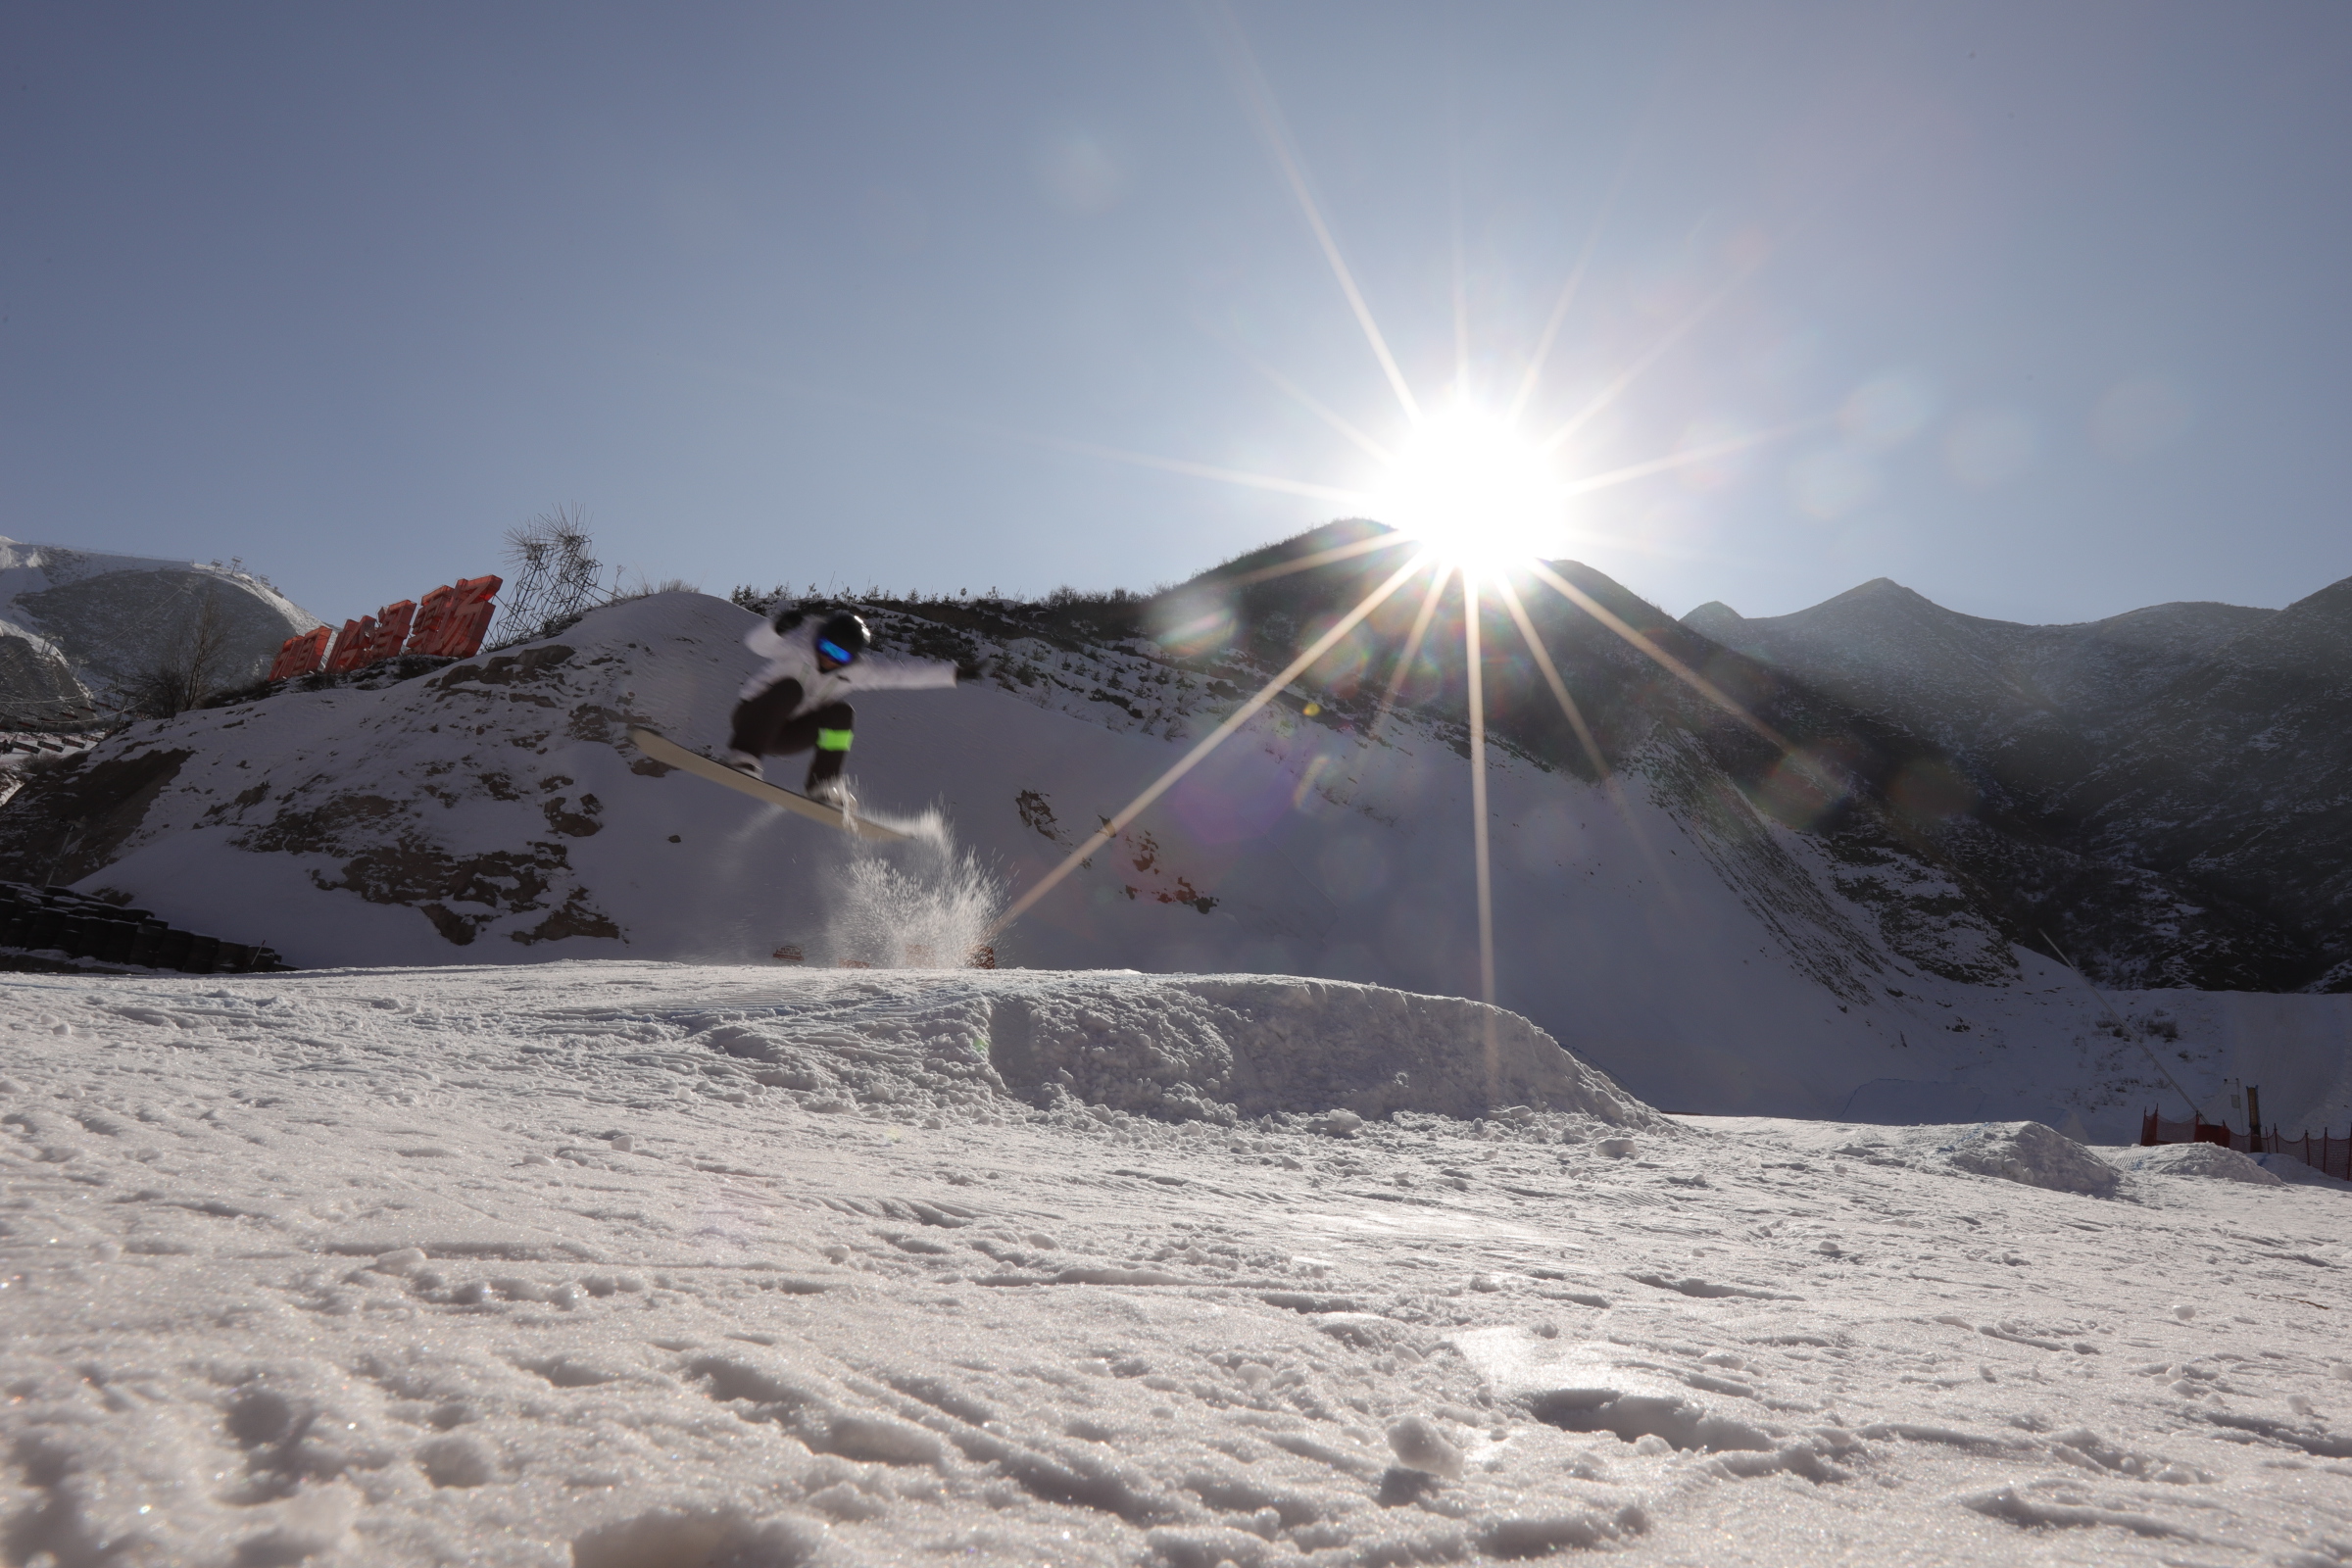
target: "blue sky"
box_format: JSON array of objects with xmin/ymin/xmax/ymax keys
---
[{"xmin": 5, "ymin": 2, "xmax": 2348, "ymax": 628}]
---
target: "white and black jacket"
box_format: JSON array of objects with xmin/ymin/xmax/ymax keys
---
[{"xmin": 737, "ymin": 619, "xmax": 958, "ymax": 715}]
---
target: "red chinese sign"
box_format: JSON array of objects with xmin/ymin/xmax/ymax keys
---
[{"xmin": 269, "ymin": 574, "xmax": 502, "ymax": 682}]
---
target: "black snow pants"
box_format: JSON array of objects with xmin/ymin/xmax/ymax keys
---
[{"xmin": 728, "ymin": 679, "xmax": 854, "ymax": 791}]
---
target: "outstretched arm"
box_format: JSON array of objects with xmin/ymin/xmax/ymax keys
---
[{"xmin": 850, "ymin": 655, "xmax": 960, "ymax": 692}]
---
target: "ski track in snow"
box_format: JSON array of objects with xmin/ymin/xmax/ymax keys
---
[{"xmin": 3, "ymin": 962, "xmax": 2350, "ymax": 1565}]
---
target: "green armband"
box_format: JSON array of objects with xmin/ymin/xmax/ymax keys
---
[{"xmin": 815, "ymin": 727, "xmax": 854, "ymax": 753}]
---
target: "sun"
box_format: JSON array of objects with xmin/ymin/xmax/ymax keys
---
[{"xmin": 1370, "ymin": 407, "xmax": 1564, "ymax": 573}]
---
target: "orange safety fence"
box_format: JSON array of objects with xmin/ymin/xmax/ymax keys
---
[{"xmin": 2142, "ymin": 1110, "xmax": 2352, "ymax": 1181}]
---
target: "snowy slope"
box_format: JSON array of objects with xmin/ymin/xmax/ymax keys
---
[
  {"xmin": 2, "ymin": 962, "xmax": 2349, "ymax": 1566},
  {"xmin": 3, "ymin": 588, "xmax": 2347, "ymax": 1140},
  {"xmin": 0, "ymin": 536, "xmax": 323, "ymax": 703}
]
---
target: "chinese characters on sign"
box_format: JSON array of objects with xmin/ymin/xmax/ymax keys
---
[{"xmin": 267, "ymin": 574, "xmax": 503, "ymax": 682}]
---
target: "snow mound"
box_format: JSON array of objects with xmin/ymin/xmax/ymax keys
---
[
  {"xmin": 1679, "ymin": 1116, "xmax": 2121, "ymax": 1197},
  {"xmin": 984, "ymin": 972, "xmax": 1658, "ymax": 1127},
  {"xmin": 1930, "ymin": 1120, "xmax": 2123, "ymax": 1197},
  {"xmin": 687, "ymin": 967, "xmax": 1656, "ymax": 1129},
  {"xmin": 2102, "ymin": 1141, "xmax": 2283, "ymax": 1185},
  {"xmin": 2252, "ymin": 1152, "xmax": 2352, "ymax": 1189}
]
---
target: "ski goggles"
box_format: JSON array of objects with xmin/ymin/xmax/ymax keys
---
[{"xmin": 815, "ymin": 637, "xmax": 858, "ymax": 665}]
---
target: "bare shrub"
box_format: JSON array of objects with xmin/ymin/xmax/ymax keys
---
[
  {"xmin": 121, "ymin": 588, "xmax": 231, "ymax": 717},
  {"xmin": 611, "ymin": 572, "xmax": 701, "ymax": 602}
]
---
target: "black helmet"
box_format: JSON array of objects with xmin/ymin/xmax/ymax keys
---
[{"xmin": 813, "ymin": 612, "xmax": 870, "ymax": 664}]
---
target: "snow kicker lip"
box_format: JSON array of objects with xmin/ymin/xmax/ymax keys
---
[
  {"xmin": 692, "ymin": 968, "xmax": 1657, "ymax": 1129},
  {"xmin": 975, "ymin": 974, "xmax": 1659, "ymax": 1128}
]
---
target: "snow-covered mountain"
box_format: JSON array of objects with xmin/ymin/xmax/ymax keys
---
[
  {"xmin": 0, "ymin": 536, "xmax": 323, "ymax": 715},
  {"xmin": 1688, "ymin": 574, "xmax": 2352, "ymax": 992},
  {"xmin": 4, "ymin": 528, "xmax": 2346, "ymax": 1141}
]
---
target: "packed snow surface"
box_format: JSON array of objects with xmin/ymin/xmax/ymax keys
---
[{"xmin": 5, "ymin": 961, "xmax": 2350, "ymax": 1565}]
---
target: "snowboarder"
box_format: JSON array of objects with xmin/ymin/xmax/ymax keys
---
[{"xmin": 725, "ymin": 605, "xmax": 963, "ymax": 808}]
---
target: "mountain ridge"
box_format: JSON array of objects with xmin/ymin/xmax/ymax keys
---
[{"xmin": 1686, "ymin": 569, "xmax": 2350, "ymax": 991}]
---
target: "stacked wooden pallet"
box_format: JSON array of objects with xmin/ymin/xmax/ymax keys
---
[{"xmin": 0, "ymin": 881, "xmax": 288, "ymax": 974}]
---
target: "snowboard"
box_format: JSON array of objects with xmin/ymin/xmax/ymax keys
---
[{"xmin": 626, "ymin": 726, "xmax": 912, "ymax": 843}]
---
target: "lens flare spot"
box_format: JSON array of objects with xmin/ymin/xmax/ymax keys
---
[
  {"xmin": 1789, "ymin": 445, "xmax": 1881, "ymax": 520},
  {"xmin": 2090, "ymin": 377, "xmax": 2193, "ymax": 459},
  {"xmin": 1888, "ymin": 758, "xmax": 1979, "ymax": 822},
  {"xmin": 1035, "ymin": 131, "xmax": 1127, "ymax": 213},
  {"xmin": 1317, "ymin": 835, "xmax": 1390, "ymax": 901},
  {"xmin": 1841, "ymin": 372, "xmax": 1939, "ymax": 450},
  {"xmin": 1756, "ymin": 748, "xmax": 1855, "ymax": 830},
  {"xmin": 1152, "ymin": 592, "xmax": 1237, "ymax": 659},
  {"xmin": 1946, "ymin": 409, "xmax": 2038, "ymax": 488},
  {"xmin": 1302, "ymin": 618, "xmax": 1379, "ymax": 697}
]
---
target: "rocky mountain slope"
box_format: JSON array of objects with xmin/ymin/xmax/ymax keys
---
[
  {"xmin": 1689, "ymin": 573, "xmax": 2352, "ymax": 991},
  {"xmin": 2, "ymin": 528, "xmax": 2346, "ymax": 1138},
  {"xmin": 0, "ymin": 536, "xmax": 323, "ymax": 718}
]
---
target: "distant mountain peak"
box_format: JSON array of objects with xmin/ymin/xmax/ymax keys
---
[
  {"xmin": 1680, "ymin": 579, "xmax": 1938, "ymax": 639},
  {"xmin": 1681, "ymin": 601, "xmax": 1743, "ymax": 638},
  {"xmin": 1823, "ymin": 576, "xmax": 1935, "ymax": 611}
]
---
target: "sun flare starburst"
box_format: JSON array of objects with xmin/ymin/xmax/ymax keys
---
[
  {"xmin": 983, "ymin": 10, "xmax": 1816, "ymax": 1057},
  {"xmin": 1371, "ymin": 408, "xmax": 1565, "ymax": 574}
]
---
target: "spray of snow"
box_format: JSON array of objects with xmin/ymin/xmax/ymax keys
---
[{"xmin": 821, "ymin": 822, "xmax": 1004, "ymax": 969}]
